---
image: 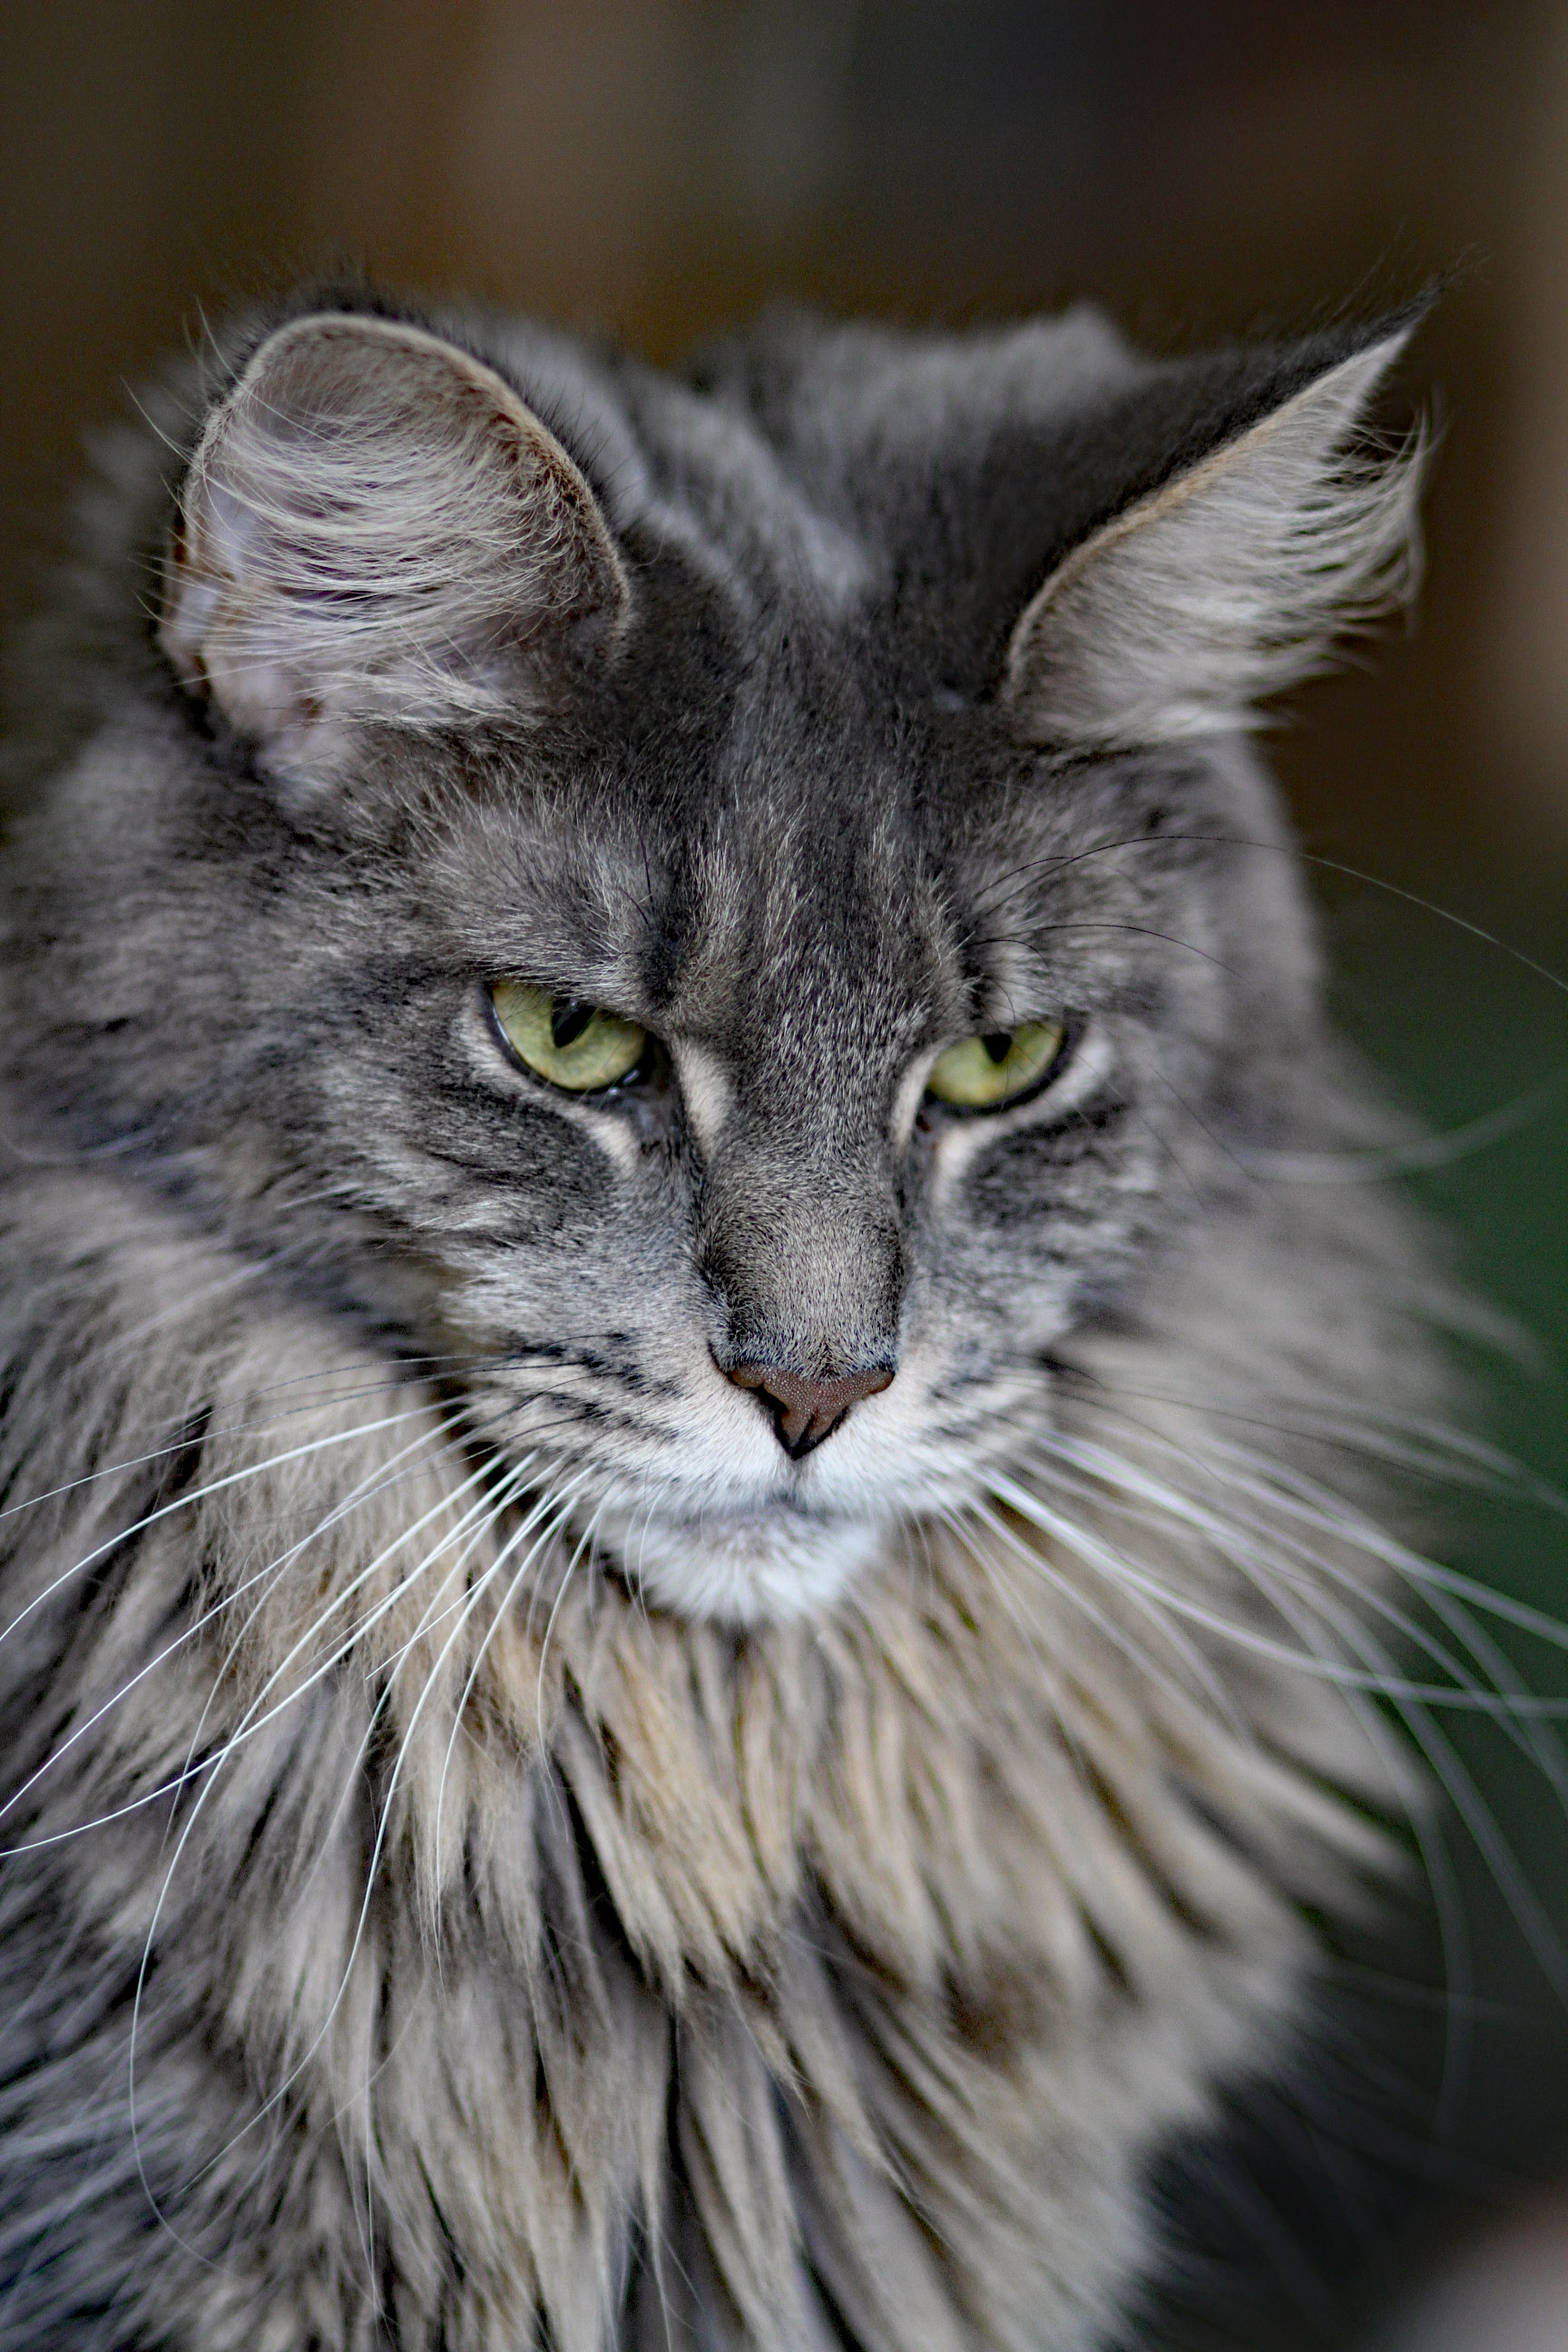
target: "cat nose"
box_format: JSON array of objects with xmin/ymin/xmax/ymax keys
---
[{"xmin": 724, "ymin": 1360, "xmax": 894, "ymax": 1460}]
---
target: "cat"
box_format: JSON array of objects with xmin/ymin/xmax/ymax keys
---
[{"xmin": 0, "ymin": 281, "xmax": 1453, "ymax": 2349}]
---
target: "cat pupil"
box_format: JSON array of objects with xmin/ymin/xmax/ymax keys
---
[
  {"xmin": 550, "ymin": 997, "xmax": 594, "ymax": 1050},
  {"xmin": 982, "ymin": 1031, "xmax": 1014, "ymax": 1064}
]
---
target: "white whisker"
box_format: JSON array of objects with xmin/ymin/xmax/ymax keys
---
[
  {"xmin": 0, "ymin": 1406, "xmax": 436, "ymax": 1655},
  {"xmin": 161, "ymin": 1466, "xmax": 588, "ymax": 2203}
]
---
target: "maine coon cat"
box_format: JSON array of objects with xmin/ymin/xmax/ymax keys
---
[{"xmin": 0, "ymin": 284, "xmax": 1450, "ymax": 2349}]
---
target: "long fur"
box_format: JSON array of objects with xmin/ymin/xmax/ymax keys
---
[
  {"xmin": 0, "ymin": 291, "xmax": 1471, "ymax": 2348},
  {"xmin": 0, "ymin": 1161, "xmax": 1455, "ymax": 2348}
]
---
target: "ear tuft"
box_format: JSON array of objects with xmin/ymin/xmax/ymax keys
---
[
  {"xmin": 159, "ymin": 314, "xmax": 628, "ymax": 785},
  {"xmin": 1001, "ymin": 327, "xmax": 1428, "ymax": 750}
]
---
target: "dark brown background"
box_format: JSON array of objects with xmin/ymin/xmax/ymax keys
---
[{"xmin": 5, "ymin": 8, "xmax": 1568, "ymax": 2341}]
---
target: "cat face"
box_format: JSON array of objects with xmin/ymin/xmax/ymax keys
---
[
  {"xmin": 278, "ymin": 633, "xmax": 1222, "ymax": 1623},
  {"xmin": 15, "ymin": 299, "xmax": 1422, "ymax": 1622}
]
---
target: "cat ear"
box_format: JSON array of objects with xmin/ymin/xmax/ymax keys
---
[
  {"xmin": 1001, "ymin": 325, "xmax": 1426, "ymax": 750},
  {"xmin": 159, "ymin": 312, "xmax": 629, "ymax": 784}
]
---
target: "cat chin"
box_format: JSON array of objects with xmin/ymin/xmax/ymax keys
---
[{"xmin": 600, "ymin": 1504, "xmax": 888, "ymax": 1624}]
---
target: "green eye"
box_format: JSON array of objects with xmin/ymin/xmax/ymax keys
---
[
  {"xmin": 490, "ymin": 980, "xmax": 647, "ymax": 1093},
  {"xmin": 926, "ymin": 1021, "xmax": 1067, "ymax": 1112}
]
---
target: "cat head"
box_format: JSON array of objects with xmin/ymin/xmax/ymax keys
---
[{"xmin": 15, "ymin": 292, "xmax": 1426, "ymax": 1622}]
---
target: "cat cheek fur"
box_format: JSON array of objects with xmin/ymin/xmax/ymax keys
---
[{"xmin": 0, "ymin": 289, "xmax": 1453, "ymax": 2349}]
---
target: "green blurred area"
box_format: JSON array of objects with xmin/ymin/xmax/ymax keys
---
[{"xmin": 1327, "ymin": 881, "xmax": 1568, "ymax": 2181}]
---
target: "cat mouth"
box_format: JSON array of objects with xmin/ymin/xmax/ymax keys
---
[{"xmin": 593, "ymin": 1494, "xmax": 887, "ymax": 1624}]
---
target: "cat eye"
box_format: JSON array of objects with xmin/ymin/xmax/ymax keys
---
[
  {"xmin": 489, "ymin": 980, "xmax": 648, "ymax": 1093},
  {"xmin": 926, "ymin": 1020, "xmax": 1069, "ymax": 1112}
]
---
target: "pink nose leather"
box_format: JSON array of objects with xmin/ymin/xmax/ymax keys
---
[{"xmin": 728, "ymin": 1361, "xmax": 894, "ymax": 1458}]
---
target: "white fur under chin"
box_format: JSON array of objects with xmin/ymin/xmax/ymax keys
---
[{"xmin": 603, "ymin": 1502, "xmax": 890, "ymax": 1622}]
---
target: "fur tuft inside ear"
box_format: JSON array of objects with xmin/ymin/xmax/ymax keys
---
[
  {"xmin": 1001, "ymin": 327, "xmax": 1428, "ymax": 750},
  {"xmin": 159, "ymin": 314, "xmax": 628, "ymax": 786}
]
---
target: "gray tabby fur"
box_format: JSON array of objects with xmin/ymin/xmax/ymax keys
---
[{"xmin": 0, "ymin": 287, "xmax": 1446, "ymax": 2347}]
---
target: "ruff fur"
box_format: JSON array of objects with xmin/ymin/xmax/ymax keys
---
[{"xmin": 0, "ymin": 1159, "xmax": 1424, "ymax": 2350}]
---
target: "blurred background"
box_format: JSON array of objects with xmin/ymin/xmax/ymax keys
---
[{"xmin": 5, "ymin": 5, "xmax": 1568, "ymax": 2346}]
